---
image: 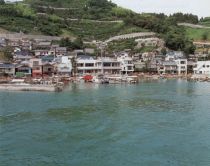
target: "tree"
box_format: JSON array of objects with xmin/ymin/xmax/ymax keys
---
[
  {"xmin": 0, "ymin": 0, "xmax": 5, "ymax": 5},
  {"xmin": 0, "ymin": 46, "xmax": 13, "ymax": 61}
]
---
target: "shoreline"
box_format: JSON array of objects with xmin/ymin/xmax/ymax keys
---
[{"xmin": 0, "ymin": 74, "xmax": 209, "ymax": 92}]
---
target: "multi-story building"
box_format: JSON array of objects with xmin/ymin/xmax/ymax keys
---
[
  {"xmin": 117, "ymin": 53, "xmax": 134, "ymax": 74},
  {"xmin": 175, "ymin": 59, "xmax": 188, "ymax": 75},
  {"xmin": 56, "ymin": 56, "xmax": 72, "ymax": 76},
  {"xmin": 29, "ymin": 58, "xmax": 42, "ymax": 77},
  {"xmin": 76, "ymin": 55, "xmax": 121, "ymax": 75},
  {"xmin": 98, "ymin": 57, "xmax": 121, "ymax": 75},
  {"xmin": 158, "ymin": 61, "xmax": 177, "ymax": 74},
  {"xmin": 193, "ymin": 61, "xmax": 210, "ymax": 75}
]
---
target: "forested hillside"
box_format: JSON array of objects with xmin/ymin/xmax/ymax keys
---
[{"xmin": 0, "ymin": 0, "xmax": 209, "ymax": 54}]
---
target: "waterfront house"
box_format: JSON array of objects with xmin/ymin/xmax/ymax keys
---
[
  {"xmin": 134, "ymin": 60, "xmax": 146, "ymax": 72},
  {"xmin": 158, "ymin": 61, "xmax": 177, "ymax": 74},
  {"xmin": 57, "ymin": 56, "xmax": 72, "ymax": 76},
  {"xmin": 175, "ymin": 59, "xmax": 188, "ymax": 75},
  {"xmin": 15, "ymin": 63, "xmax": 32, "ymax": 77},
  {"xmin": 76, "ymin": 55, "xmax": 121, "ymax": 75},
  {"xmin": 117, "ymin": 53, "xmax": 134, "ymax": 74},
  {"xmin": 187, "ymin": 61, "xmax": 195, "ymax": 74},
  {"xmin": 29, "ymin": 58, "xmax": 43, "ymax": 77},
  {"xmin": 42, "ymin": 63, "xmax": 55, "ymax": 77},
  {"xmin": 193, "ymin": 61, "xmax": 210, "ymax": 75},
  {"xmin": 98, "ymin": 57, "xmax": 121, "ymax": 75},
  {"xmin": 76, "ymin": 55, "xmax": 98, "ymax": 75},
  {"xmin": 0, "ymin": 63, "xmax": 15, "ymax": 76}
]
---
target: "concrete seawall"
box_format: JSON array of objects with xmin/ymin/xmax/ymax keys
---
[{"xmin": 0, "ymin": 84, "xmax": 57, "ymax": 92}]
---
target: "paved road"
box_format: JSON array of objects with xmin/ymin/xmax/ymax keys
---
[
  {"xmin": 104, "ymin": 32, "xmax": 156, "ymax": 43},
  {"xmin": 178, "ymin": 23, "xmax": 210, "ymax": 29}
]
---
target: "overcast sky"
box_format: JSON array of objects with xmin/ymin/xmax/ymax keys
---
[{"xmin": 112, "ymin": 0, "xmax": 210, "ymax": 18}]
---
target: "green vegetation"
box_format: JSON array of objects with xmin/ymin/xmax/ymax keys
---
[
  {"xmin": 60, "ymin": 37, "xmax": 84, "ymax": 50},
  {"xmin": 107, "ymin": 39, "xmax": 137, "ymax": 53},
  {"xmin": 185, "ymin": 27, "xmax": 210, "ymax": 41},
  {"xmin": 0, "ymin": 0, "xmax": 208, "ymax": 54},
  {"xmin": 0, "ymin": 46, "xmax": 13, "ymax": 61},
  {"xmin": 200, "ymin": 17, "xmax": 210, "ymax": 26},
  {"xmin": 169, "ymin": 13, "xmax": 199, "ymax": 24}
]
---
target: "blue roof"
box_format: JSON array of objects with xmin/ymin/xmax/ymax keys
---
[{"xmin": 0, "ymin": 63, "xmax": 15, "ymax": 68}]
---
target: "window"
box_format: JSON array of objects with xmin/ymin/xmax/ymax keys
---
[
  {"xmin": 85, "ymin": 63, "xmax": 94, "ymax": 67},
  {"xmin": 77, "ymin": 63, "xmax": 84, "ymax": 67},
  {"xmin": 33, "ymin": 61, "xmax": 39, "ymax": 66},
  {"xmin": 180, "ymin": 61, "xmax": 186, "ymax": 64},
  {"xmin": 103, "ymin": 63, "xmax": 111, "ymax": 67}
]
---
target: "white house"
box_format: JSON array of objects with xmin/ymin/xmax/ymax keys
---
[
  {"xmin": 98, "ymin": 57, "xmax": 121, "ymax": 75},
  {"xmin": 76, "ymin": 55, "xmax": 121, "ymax": 75},
  {"xmin": 76, "ymin": 55, "xmax": 98, "ymax": 75},
  {"xmin": 117, "ymin": 53, "xmax": 134, "ymax": 74},
  {"xmin": 193, "ymin": 61, "xmax": 210, "ymax": 75},
  {"xmin": 57, "ymin": 56, "xmax": 72, "ymax": 75},
  {"xmin": 175, "ymin": 59, "xmax": 188, "ymax": 75}
]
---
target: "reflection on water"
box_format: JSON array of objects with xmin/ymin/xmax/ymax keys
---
[{"xmin": 0, "ymin": 80, "xmax": 210, "ymax": 166}]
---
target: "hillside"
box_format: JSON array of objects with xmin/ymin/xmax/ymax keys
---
[{"xmin": 0, "ymin": 0, "xmax": 208, "ymax": 54}]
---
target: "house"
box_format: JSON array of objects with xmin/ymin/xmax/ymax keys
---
[
  {"xmin": 29, "ymin": 58, "xmax": 42, "ymax": 77},
  {"xmin": 165, "ymin": 51, "xmax": 185, "ymax": 61},
  {"xmin": 134, "ymin": 60, "xmax": 146, "ymax": 72},
  {"xmin": 98, "ymin": 57, "xmax": 121, "ymax": 75},
  {"xmin": 41, "ymin": 55, "xmax": 55, "ymax": 63},
  {"xmin": 76, "ymin": 55, "xmax": 121, "ymax": 75},
  {"xmin": 34, "ymin": 49, "xmax": 55, "ymax": 57},
  {"xmin": 117, "ymin": 53, "xmax": 134, "ymax": 74},
  {"xmin": 57, "ymin": 56, "xmax": 72, "ymax": 76},
  {"xmin": 158, "ymin": 61, "xmax": 177, "ymax": 74},
  {"xmin": 42, "ymin": 63, "xmax": 55, "ymax": 77},
  {"xmin": 21, "ymin": 39, "xmax": 32, "ymax": 50},
  {"xmin": 55, "ymin": 47, "xmax": 67, "ymax": 56},
  {"xmin": 7, "ymin": 39, "xmax": 20, "ymax": 47},
  {"xmin": 76, "ymin": 55, "xmax": 98, "ymax": 75},
  {"xmin": 0, "ymin": 63, "xmax": 15, "ymax": 76},
  {"xmin": 193, "ymin": 61, "xmax": 210, "ymax": 75},
  {"xmin": 187, "ymin": 61, "xmax": 195, "ymax": 74},
  {"xmin": 13, "ymin": 50, "xmax": 33, "ymax": 61},
  {"xmin": 15, "ymin": 63, "xmax": 32, "ymax": 77},
  {"xmin": 175, "ymin": 59, "xmax": 188, "ymax": 75}
]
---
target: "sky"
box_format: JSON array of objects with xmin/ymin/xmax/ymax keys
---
[{"xmin": 112, "ymin": 0, "xmax": 210, "ymax": 18}]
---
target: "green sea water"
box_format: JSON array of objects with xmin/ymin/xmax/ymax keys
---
[{"xmin": 0, "ymin": 80, "xmax": 210, "ymax": 166}]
